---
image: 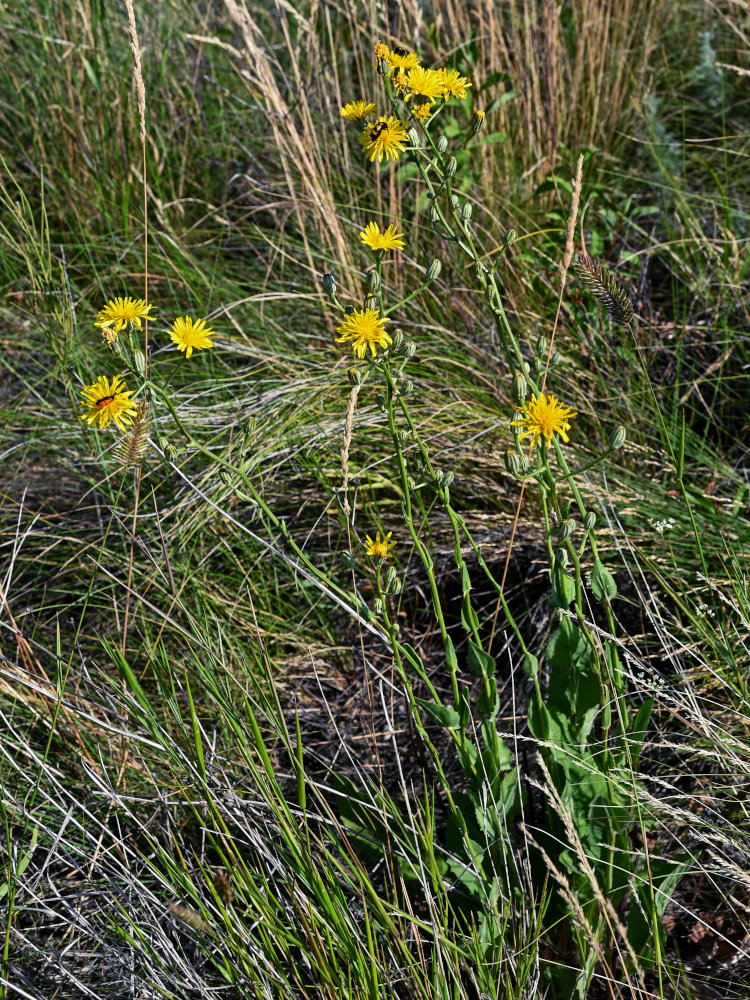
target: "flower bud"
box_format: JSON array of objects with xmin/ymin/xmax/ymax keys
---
[
  {"xmin": 323, "ymin": 273, "xmax": 336, "ymax": 296},
  {"xmin": 347, "ymin": 366, "xmax": 361, "ymax": 386},
  {"xmin": 342, "ymin": 551, "xmax": 356, "ymax": 569},
  {"xmin": 401, "ymin": 379, "xmax": 414, "ymax": 396},
  {"xmin": 503, "ymin": 228, "xmax": 516, "ymax": 248},
  {"xmin": 609, "ymin": 425, "xmax": 627, "ymax": 451},
  {"xmin": 470, "ymin": 109, "xmax": 486, "ymax": 135},
  {"xmin": 390, "ymin": 577, "xmax": 402, "ymax": 595},
  {"xmin": 366, "ymin": 269, "xmax": 381, "ymax": 293},
  {"xmin": 443, "ymin": 470, "xmax": 455, "ymax": 487},
  {"xmin": 403, "ymin": 341, "xmax": 417, "ymax": 359},
  {"xmin": 444, "ymin": 156, "xmax": 457, "ymax": 178},
  {"xmin": 396, "ymin": 429, "xmax": 410, "ymax": 447},
  {"xmin": 372, "ymin": 597, "xmax": 383, "ymax": 616},
  {"xmin": 512, "ymin": 371, "xmax": 527, "ymax": 405},
  {"xmin": 220, "ymin": 468, "xmax": 233, "ymax": 486},
  {"xmin": 408, "ymin": 128, "xmax": 420, "ymax": 147},
  {"xmin": 391, "ymin": 329, "xmax": 404, "ymax": 353},
  {"xmin": 427, "ymin": 259, "xmax": 442, "ymax": 281},
  {"xmin": 133, "ymin": 349, "xmax": 146, "ymax": 376},
  {"xmin": 429, "ymin": 204, "xmax": 441, "ymax": 223},
  {"xmin": 549, "ymin": 351, "xmax": 561, "ymax": 367},
  {"xmin": 460, "ymin": 202, "xmax": 473, "ymax": 221},
  {"xmin": 555, "ymin": 547, "xmax": 569, "ymax": 568},
  {"xmin": 377, "ymin": 58, "xmax": 389, "ymax": 76},
  {"xmin": 385, "ymin": 566, "xmax": 397, "ymax": 589},
  {"xmin": 584, "ymin": 511, "xmax": 597, "ymax": 533},
  {"xmin": 450, "ymin": 195, "xmax": 460, "ymax": 209},
  {"xmin": 437, "ymin": 135, "xmax": 448, "ymax": 153},
  {"xmin": 536, "ymin": 335, "xmax": 548, "ymax": 359},
  {"xmin": 375, "ymin": 392, "xmax": 386, "ymax": 411},
  {"xmin": 504, "ymin": 450, "xmax": 523, "ymax": 476},
  {"xmin": 558, "ymin": 518, "xmax": 576, "ymax": 540},
  {"xmin": 363, "ymin": 294, "xmax": 379, "ymax": 311}
]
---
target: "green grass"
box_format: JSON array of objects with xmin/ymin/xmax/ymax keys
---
[{"xmin": 1, "ymin": 1, "xmax": 749, "ymax": 997}]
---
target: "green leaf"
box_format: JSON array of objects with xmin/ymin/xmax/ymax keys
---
[
  {"xmin": 591, "ymin": 558, "xmax": 617, "ymax": 601},
  {"xmin": 416, "ymin": 698, "xmax": 461, "ymax": 730},
  {"xmin": 478, "ymin": 675, "xmax": 499, "ymax": 721},
  {"xmin": 551, "ymin": 562, "xmax": 576, "ymax": 607},
  {"xmin": 522, "ymin": 652, "xmax": 539, "ymax": 678},
  {"xmin": 629, "ymin": 697, "xmax": 654, "ymax": 769},
  {"xmin": 467, "ymin": 639, "xmax": 495, "ymax": 677}
]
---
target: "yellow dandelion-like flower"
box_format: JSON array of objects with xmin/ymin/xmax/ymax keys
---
[
  {"xmin": 80, "ymin": 374, "xmax": 138, "ymax": 431},
  {"xmin": 405, "ymin": 66, "xmax": 444, "ymax": 102},
  {"xmin": 359, "ymin": 116, "xmax": 409, "ymax": 163},
  {"xmin": 412, "ymin": 101, "xmax": 435, "ymax": 122},
  {"xmin": 510, "ymin": 393, "xmax": 577, "ymax": 448},
  {"xmin": 387, "ymin": 46, "xmax": 420, "ymax": 72},
  {"xmin": 437, "ymin": 68, "xmax": 471, "ymax": 101},
  {"xmin": 364, "ymin": 530, "xmax": 396, "ymax": 559},
  {"xmin": 336, "ymin": 308, "xmax": 392, "ymax": 359},
  {"xmin": 95, "ymin": 296, "xmax": 154, "ymax": 335},
  {"xmin": 360, "ymin": 221, "xmax": 405, "ymax": 253},
  {"xmin": 393, "ymin": 69, "xmax": 408, "ymax": 92},
  {"xmin": 340, "ymin": 100, "xmax": 377, "ymax": 122},
  {"xmin": 374, "ymin": 42, "xmax": 390, "ymax": 61},
  {"xmin": 169, "ymin": 316, "xmax": 214, "ymax": 359}
]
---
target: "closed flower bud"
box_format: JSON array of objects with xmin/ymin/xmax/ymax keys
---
[
  {"xmin": 391, "ymin": 329, "xmax": 404, "ymax": 353},
  {"xmin": 584, "ymin": 511, "xmax": 597, "ymax": 533},
  {"xmin": 408, "ymin": 128, "xmax": 420, "ymax": 147},
  {"xmin": 403, "ymin": 341, "xmax": 417, "ymax": 359},
  {"xmin": 347, "ymin": 366, "xmax": 361, "ymax": 386},
  {"xmin": 470, "ymin": 109, "xmax": 486, "ymax": 135},
  {"xmin": 549, "ymin": 351, "xmax": 561, "ymax": 367},
  {"xmin": 375, "ymin": 392, "xmax": 386, "ymax": 411},
  {"xmin": 220, "ymin": 468, "xmax": 233, "ymax": 486},
  {"xmin": 364, "ymin": 294, "xmax": 379, "ymax": 311},
  {"xmin": 512, "ymin": 371, "xmax": 527, "ymax": 404},
  {"xmin": 450, "ymin": 195, "xmax": 460, "ymax": 209},
  {"xmin": 396, "ymin": 429, "xmax": 410, "ymax": 446},
  {"xmin": 609, "ymin": 425, "xmax": 627, "ymax": 451},
  {"xmin": 366, "ymin": 269, "xmax": 381, "ymax": 293},
  {"xmin": 555, "ymin": 547, "xmax": 569, "ymax": 567},
  {"xmin": 372, "ymin": 597, "xmax": 383, "ymax": 616},
  {"xmin": 505, "ymin": 450, "xmax": 523, "ymax": 476},
  {"xmin": 132, "ymin": 349, "xmax": 146, "ymax": 376},
  {"xmin": 427, "ymin": 259, "xmax": 442, "ymax": 281},
  {"xmin": 401, "ymin": 379, "xmax": 414, "ymax": 396},
  {"xmin": 437, "ymin": 135, "xmax": 448, "ymax": 153},
  {"xmin": 385, "ymin": 566, "xmax": 397, "ymax": 589},
  {"xmin": 445, "ymin": 156, "xmax": 457, "ymax": 178},
  {"xmin": 460, "ymin": 202, "xmax": 473, "ymax": 221},
  {"xmin": 503, "ymin": 228, "xmax": 516, "ymax": 248},
  {"xmin": 378, "ymin": 57, "xmax": 389, "ymax": 76},
  {"xmin": 443, "ymin": 470, "xmax": 455, "ymax": 487},
  {"xmin": 558, "ymin": 518, "xmax": 576, "ymax": 540},
  {"xmin": 429, "ymin": 204, "xmax": 441, "ymax": 223},
  {"xmin": 342, "ymin": 551, "xmax": 356, "ymax": 569},
  {"xmin": 390, "ymin": 576, "xmax": 402, "ymax": 595},
  {"xmin": 536, "ymin": 335, "xmax": 548, "ymax": 358},
  {"xmin": 323, "ymin": 273, "xmax": 337, "ymax": 296}
]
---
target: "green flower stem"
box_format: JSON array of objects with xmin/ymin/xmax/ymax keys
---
[{"xmin": 384, "ymin": 276, "xmax": 436, "ymax": 316}]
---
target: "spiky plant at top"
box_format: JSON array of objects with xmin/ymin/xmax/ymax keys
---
[{"xmin": 575, "ymin": 253, "xmax": 634, "ymax": 326}]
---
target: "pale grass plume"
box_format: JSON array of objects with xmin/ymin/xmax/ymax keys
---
[
  {"xmin": 340, "ymin": 384, "xmax": 360, "ymax": 517},
  {"xmin": 123, "ymin": 0, "xmax": 147, "ymax": 145},
  {"xmin": 561, "ymin": 152, "xmax": 584, "ymax": 277}
]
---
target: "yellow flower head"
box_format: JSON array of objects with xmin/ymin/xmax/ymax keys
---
[
  {"xmin": 510, "ymin": 392, "xmax": 577, "ymax": 448},
  {"xmin": 412, "ymin": 101, "xmax": 435, "ymax": 122},
  {"xmin": 169, "ymin": 316, "xmax": 214, "ymax": 359},
  {"xmin": 80, "ymin": 374, "xmax": 138, "ymax": 431},
  {"xmin": 387, "ymin": 46, "xmax": 420, "ymax": 72},
  {"xmin": 95, "ymin": 296, "xmax": 154, "ymax": 335},
  {"xmin": 359, "ymin": 116, "xmax": 409, "ymax": 163},
  {"xmin": 365, "ymin": 530, "xmax": 396, "ymax": 559},
  {"xmin": 336, "ymin": 308, "xmax": 392, "ymax": 359},
  {"xmin": 374, "ymin": 42, "xmax": 390, "ymax": 61},
  {"xmin": 393, "ymin": 69, "xmax": 409, "ymax": 93},
  {"xmin": 437, "ymin": 68, "xmax": 471, "ymax": 101},
  {"xmin": 340, "ymin": 100, "xmax": 377, "ymax": 122},
  {"xmin": 360, "ymin": 221, "xmax": 405, "ymax": 253},
  {"xmin": 405, "ymin": 66, "xmax": 444, "ymax": 102}
]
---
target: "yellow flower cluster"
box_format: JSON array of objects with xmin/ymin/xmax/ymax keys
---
[
  {"xmin": 81, "ymin": 296, "xmax": 217, "ymax": 430},
  {"xmin": 337, "ymin": 44, "xmax": 472, "ymax": 163}
]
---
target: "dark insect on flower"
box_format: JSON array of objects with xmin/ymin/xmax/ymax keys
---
[
  {"xmin": 368, "ymin": 121, "xmax": 387, "ymax": 141},
  {"xmin": 575, "ymin": 253, "xmax": 634, "ymax": 327},
  {"xmin": 392, "ymin": 46, "xmax": 408, "ymax": 57}
]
